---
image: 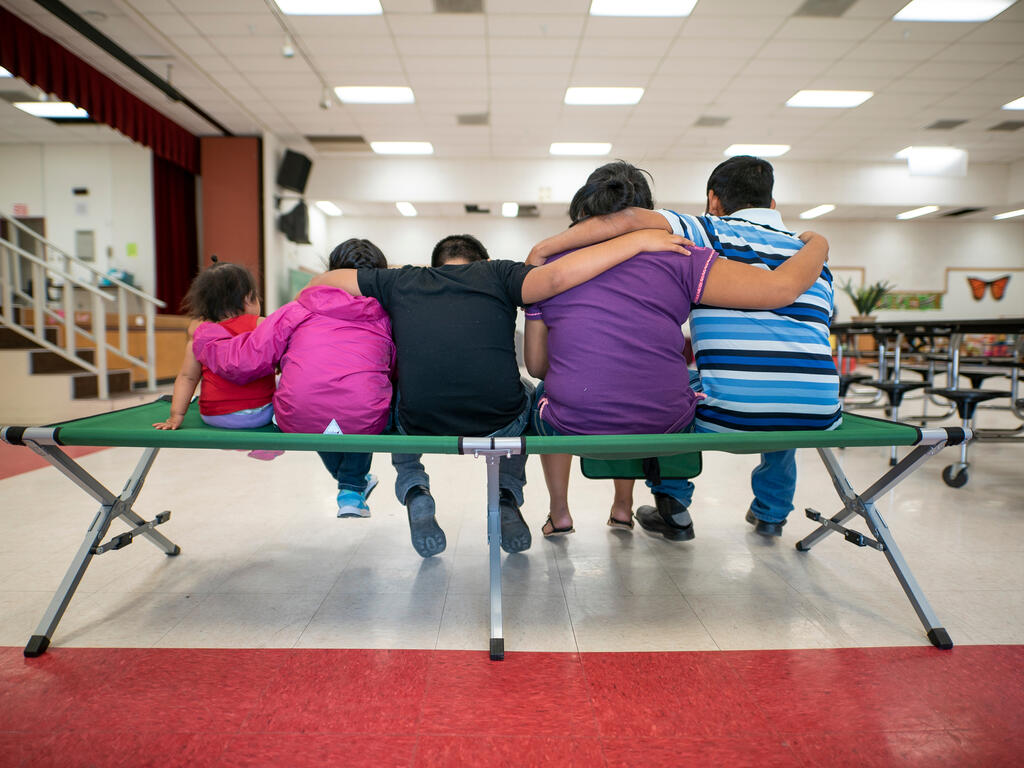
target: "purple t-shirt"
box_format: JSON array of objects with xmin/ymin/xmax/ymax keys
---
[{"xmin": 527, "ymin": 246, "xmax": 717, "ymax": 435}]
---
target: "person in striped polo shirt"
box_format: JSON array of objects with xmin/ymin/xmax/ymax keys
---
[{"xmin": 528, "ymin": 156, "xmax": 840, "ymax": 539}]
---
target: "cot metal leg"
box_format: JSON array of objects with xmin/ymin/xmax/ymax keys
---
[
  {"xmin": 22, "ymin": 445, "xmax": 179, "ymax": 657},
  {"xmin": 797, "ymin": 444, "xmax": 953, "ymax": 650},
  {"xmin": 484, "ymin": 454, "xmax": 504, "ymax": 660}
]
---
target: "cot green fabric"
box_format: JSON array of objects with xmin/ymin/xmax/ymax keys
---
[
  {"xmin": 580, "ymin": 454, "xmax": 702, "ymax": 480},
  {"xmin": 45, "ymin": 398, "xmax": 922, "ymax": 458}
]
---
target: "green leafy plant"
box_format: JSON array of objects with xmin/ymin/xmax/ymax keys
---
[{"xmin": 841, "ymin": 279, "xmax": 894, "ymax": 317}]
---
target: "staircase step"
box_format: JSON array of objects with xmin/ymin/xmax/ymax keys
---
[
  {"xmin": 71, "ymin": 370, "xmax": 132, "ymax": 399},
  {"xmin": 0, "ymin": 326, "xmax": 58, "ymax": 349},
  {"xmin": 29, "ymin": 348, "xmax": 96, "ymax": 374}
]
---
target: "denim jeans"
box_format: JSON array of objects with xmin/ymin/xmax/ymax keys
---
[
  {"xmin": 668, "ymin": 369, "xmax": 797, "ymax": 522},
  {"xmin": 391, "ymin": 379, "xmax": 535, "ymax": 507},
  {"xmin": 317, "ymin": 450, "xmax": 373, "ymax": 494}
]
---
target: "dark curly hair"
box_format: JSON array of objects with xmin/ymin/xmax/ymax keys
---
[
  {"xmin": 327, "ymin": 238, "xmax": 388, "ymax": 270},
  {"xmin": 431, "ymin": 234, "xmax": 489, "ymax": 267},
  {"xmin": 180, "ymin": 261, "xmax": 258, "ymax": 322},
  {"xmin": 706, "ymin": 155, "xmax": 774, "ymax": 214},
  {"xmin": 568, "ymin": 160, "xmax": 654, "ymax": 224}
]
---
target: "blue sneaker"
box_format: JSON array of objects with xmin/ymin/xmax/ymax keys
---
[
  {"xmin": 363, "ymin": 473, "xmax": 378, "ymax": 500},
  {"xmin": 337, "ymin": 489, "xmax": 370, "ymax": 518}
]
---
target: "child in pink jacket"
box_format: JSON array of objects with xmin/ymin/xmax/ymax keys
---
[{"xmin": 192, "ymin": 239, "xmax": 396, "ymax": 518}]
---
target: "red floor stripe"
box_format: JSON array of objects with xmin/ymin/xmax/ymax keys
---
[
  {"xmin": 0, "ymin": 443, "xmax": 108, "ymax": 480},
  {"xmin": 1, "ymin": 645, "xmax": 1021, "ymax": 767}
]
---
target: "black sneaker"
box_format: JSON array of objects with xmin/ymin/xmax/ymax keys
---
[
  {"xmin": 498, "ymin": 489, "xmax": 532, "ymax": 554},
  {"xmin": 745, "ymin": 509, "xmax": 786, "ymax": 538},
  {"xmin": 405, "ymin": 486, "xmax": 446, "ymax": 557},
  {"xmin": 635, "ymin": 493, "xmax": 695, "ymax": 541}
]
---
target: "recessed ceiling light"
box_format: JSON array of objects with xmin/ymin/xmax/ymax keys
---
[
  {"xmin": 502, "ymin": 202, "xmax": 519, "ymax": 218},
  {"xmin": 590, "ymin": 0, "xmax": 697, "ymax": 16},
  {"xmin": 724, "ymin": 144, "xmax": 790, "ymax": 157},
  {"xmin": 275, "ymin": 0, "xmax": 382, "ymax": 14},
  {"xmin": 396, "ymin": 201, "xmax": 418, "ymax": 217},
  {"xmin": 895, "ymin": 146, "xmax": 967, "ymax": 176},
  {"xmin": 335, "ymin": 86, "xmax": 414, "ymax": 104},
  {"xmin": 13, "ymin": 101, "xmax": 89, "ymax": 119},
  {"xmin": 786, "ymin": 90, "xmax": 873, "ymax": 108},
  {"xmin": 315, "ymin": 201, "xmax": 342, "ymax": 217},
  {"xmin": 549, "ymin": 142, "xmax": 613, "ymax": 156},
  {"xmin": 893, "ymin": 0, "xmax": 1014, "ymax": 22},
  {"xmin": 564, "ymin": 87, "xmax": 644, "ymax": 106},
  {"xmin": 897, "ymin": 205, "xmax": 939, "ymax": 220},
  {"xmin": 993, "ymin": 208, "xmax": 1024, "ymax": 220},
  {"xmin": 0, "ymin": 67, "xmax": 12, "ymax": 78},
  {"xmin": 799, "ymin": 204, "xmax": 835, "ymax": 220},
  {"xmin": 1003, "ymin": 96, "xmax": 1024, "ymax": 110},
  {"xmin": 370, "ymin": 141, "xmax": 434, "ymax": 155}
]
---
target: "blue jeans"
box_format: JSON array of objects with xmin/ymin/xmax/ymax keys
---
[
  {"xmin": 391, "ymin": 379, "xmax": 535, "ymax": 507},
  {"xmin": 671, "ymin": 369, "xmax": 797, "ymax": 523},
  {"xmin": 317, "ymin": 450, "xmax": 373, "ymax": 494}
]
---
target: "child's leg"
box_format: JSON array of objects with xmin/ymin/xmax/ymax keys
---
[
  {"xmin": 201, "ymin": 405, "xmax": 282, "ymax": 460},
  {"xmin": 318, "ymin": 451, "xmax": 373, "ymax": 493},
  {"xmin": 540, "ymin": 453, "xmax": 574, "ymax": 535},
  {"xmin": 749, "ymin": 449, "xmax": 797, "ymax": 524}
]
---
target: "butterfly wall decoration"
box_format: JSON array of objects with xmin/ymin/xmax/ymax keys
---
[{"xmin": 966, "ymin": 275, "xmax": 1010, "ymax": 301}]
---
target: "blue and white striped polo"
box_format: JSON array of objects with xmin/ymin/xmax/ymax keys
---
[{"xmin": 659, "ymin": 208, "xmax": 842, "ymax": 433}]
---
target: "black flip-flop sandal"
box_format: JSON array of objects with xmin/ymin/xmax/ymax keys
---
[
  {"xmin": 541, "ymin": 514, "xmax": 575, "ymax": 537},
  {"xmin": 606, "ymin": 514, "xmax": 635, "ymax": 531}
]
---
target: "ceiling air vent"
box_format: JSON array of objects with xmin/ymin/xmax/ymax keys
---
[
  {"xmin": 305, "ymin": 135, "xmax": 371, "ymax": 153},
  {"xmin": 694, "ymin": 115, "xmax": 729, "ymax": 127},
  {"xmin": 793, "ymin": 0, "xmax": 858, "ymax": 17},
  {"xmin": 457, "ymin": 112, "xmax": 489, "ymax": 126},
  {"xmin": 517, "ymin": 205, "xmax": 540, "ymax": 218},
  {"xmin": 433, "ymin": 0, "xmax": 483, "ymax": 12},
  {"xmin": 465, "ymin": 204, "xmax": 491, "ymax": 214},
  {"xmin": 941, "ymin": 207, "xmax": 985, "ymax": 217},
  {"xmin": 926, "ymin": 119, "xmax": 967, "ymax": 130},
  {"xmin": 988, "ymin": 121, "xmax": 1024, "ymax": 132}
]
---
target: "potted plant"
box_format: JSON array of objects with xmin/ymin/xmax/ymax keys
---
[{"xmin": 841, "ymin": 279, "xmax": 893, "ymax": 322}]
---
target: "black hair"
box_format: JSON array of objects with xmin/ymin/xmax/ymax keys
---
[
  {"xmin": 327, "ymin": 238, "xmax": 388, "ymax": 270},
  {"xmin": 431, "ymin": 234, "xmax": 490, "ymax": 267},
  {"xmin": 180, "ymin": 260, "xmax": 258, "ymax": 322},
  {"xmin": 706, "ymin": 155, "xmax": 774, "ymax": 215},
  {"xmin": 568, "ymin": 160, "xmax": 654, "ymax": 224}
]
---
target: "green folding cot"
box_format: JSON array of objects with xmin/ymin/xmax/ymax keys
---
[{"xmin": 2, "ymin": 396, "xmax": 970, "ymax": 660}]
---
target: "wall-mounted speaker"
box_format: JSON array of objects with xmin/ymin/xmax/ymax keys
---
[{"xmin": 276, "ymin": 149, "xmax": 312, "ymax": 194}]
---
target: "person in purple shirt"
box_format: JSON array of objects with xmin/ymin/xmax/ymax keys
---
[{"xmin": 524, "ymin": 162, "xmax": 828, "ymax": 539}]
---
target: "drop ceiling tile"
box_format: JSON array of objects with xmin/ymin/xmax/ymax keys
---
[
  {"xmin": 381, "ymin": 0, "xmax": 433, "ymax": 11},
  {"xmin": 188, "ymin": 54, "xmax": 236, "ymax": 73},
  {"xmin": 173, "ymin": 36, "xmax": 220, "ymax": 56},
  {"xmin": 570, "ymin": 58, "xmax": 666, "ymax": 76},
  {"xmin": 486, "ymin": 15, "xmax": 584, "ymax": 38},
  {"xmin": 655, "ymin": 58, "xmax": 747, "ymax": 80},
  {"xmin": 931, "ymin": 43, "xmax": 1024, "ymax": 64},
  {"xmin": 133, "ymin": 13, "xmax": 197, "ymax": 36},
  {"xmin": 680, "ymin": 16, "xmax": 785, "ymax": 39},
  {"xmin": 771, "ymin": 17, "xmax": 883, "ymax": 41},
  {"xmin": 845, "ymin": 40, "xmax": 949, "ymax": 60},
  {"xmin": 487, "ymin": 37, "xmax": 581, "ymax": 57},
  {"xmin": 185, "ymin": 14, "xmax": 279, "ymax": 35},
  {"xmin": 869, "ymin": 20, "xmax": 977, "ymax": 43},
  {"xmin": 123, "ymin": 0, "xmax": 179, "ymax": 12},
  {"xmin": 666, "ymin": 37, "xmax": 756, "ymax": 61},
  {"xmin": 958, "ymin": 20, "xmax": 1024, "ymax": 43},
  {"xmin": 584, "ymin": 17, "xmax": 684, "ymax": 38},
  {"xmin": 208, "ymin": 35, "xmax": 282, "ymax": 55},
  {"xmin": 690, "ymin": 0, "xmax": 802, "ymax": 16},
  {"xmin": 285, "ymin": 16, "xmax": 390, "ymax": 37},
  {"xmin": 410, "ymin": 72, "xmax": 488, "ymax": 90},
  {"xmin": 578, "ymin": 36, "xmax": 671, "ymax": 58},
  {"xmin": 394, "ymin": 36, "xmax": 487, "ymax": 56},
  {"xmin": 171, "ymin": 0, "xmax": 266, "ymax": 11},
  {"xmin": 740, "ymin": 57, "xmax": 830, "ymax": 78},
  {"xmin": 486, "ymin": 0, "xmax": 588, "ymax": 13},
  {"xmin": 321, "ymin": 62, "xmax": 406, "ymax": 79},
  {"xmin": 386, "ymin": 13, "xmax": 485, "ymax": 36},
  {"xmin": 491, "ymin": 73, "xmax": 569, "ymax": 91},
  {"xmin": 905, "ymin": 60, "xmax": 1002, "ymax": 80},
  {"xmin": 490, "ymin": 57, "xmax": 573, "ymax": 75},
  {"xmin": 400, "ymin": 56, "xmax": 488, "ymax": 74},
  {"xmin": 758, "ymin": 39, "xmax": 858, "ymax": 60},
  {"xmin": 821, "ymin": 58, "xmax": 917, "ymax": 79},
  {"xmin": 303, "ymin": 37, "xmax": 399, "ymax": 57}
]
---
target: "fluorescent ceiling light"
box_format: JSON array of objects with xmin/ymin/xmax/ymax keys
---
[
  {"xmin": 370, "ymin": 141, "xmax": 433, "ymax": 155},
  {"xmin": 502, "ymin": 202, "xmax": 519, "ymax": 218},
  {"xmin": 993, "ymin": 208, "xmax": 1024, "ymax": 220},
  {"xmin": 724, "ymin": 144, "xmax": 790, "ymax": 158},
  {"xmin": 564, "ymin": 87, "xmax": 644, "ymax": 106},
  {"xmin": 897, "ymin": 205, "xmax": 939, "ymax": 220},
  {"xmin": 275, "ymin": 0, "xmax": 382, "ymax": 14},
  {"xmin": 799, "ymin": 204, "xmax": 836, "ymax": 220},
  {"xmin": 315, "ymin": 200, "xmax": 342, "ymax": 217},
  {"xmin": 0, "ymin": 67, "xmax": 12, "ymax": 78},
  {"xmin": 786, "ymin": 90, "xmax": 873, "ymax": 108},
  {"xmin": 895, "ymin": 145, "xmax": 967, "ymax": 176},
  {"xmin": 396, "ymin": 201, "xmax": 417, "ymax": 217},
  {"xmin": 335, "ymin": 86, "xmax": 414, "ymax": 104},
  {"xmin": 13, "ymin": 101, "xmax": 89, "ymax": 119},
  {"xmin": 549, "ymin": 142, "xmax": 612, "ymax": 156},
  {"xmin": 590, "ymin": 0, "xmax": 697, "ymax": 16},
  {"xmin": 893, "ymin": 0, "xmax": 1014, "ymax": 22},
  {"xmin": 1003, "ymin": 96, "xmax": 1024, "ymax": 110}
]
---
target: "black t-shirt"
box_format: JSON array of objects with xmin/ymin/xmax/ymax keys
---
[{"xmin": 358, "ymin": 260, "xmax": 534, "ymax": 436}]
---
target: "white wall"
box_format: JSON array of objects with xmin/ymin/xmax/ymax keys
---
[{"xmin": 0, "ymin": 141, "xmax": 155, "ymax": 296}]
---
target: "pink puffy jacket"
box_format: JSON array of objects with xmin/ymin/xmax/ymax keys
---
[{"xmin": 192, "ymin": 285, "xmax": 395, "ymax": 435}]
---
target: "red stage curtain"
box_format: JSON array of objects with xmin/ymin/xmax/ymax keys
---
[
  {"xmin": 152, "ymin": 155, "xmax": 198, "ymax": 314},
  {"xmin": 0, "ymin": 7, "xmax": 199, "ymax": 173}
]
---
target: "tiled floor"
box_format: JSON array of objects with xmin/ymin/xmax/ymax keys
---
[{"xmin": 1, "ymin": 387, "xmax": 1022, "ymax": 765}]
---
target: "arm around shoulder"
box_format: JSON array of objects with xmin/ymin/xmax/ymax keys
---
[{"xmin": 308, "ymin": 268, "xmax": 362, "ymax": 296}]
